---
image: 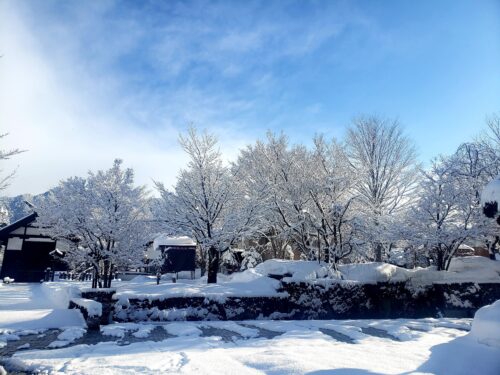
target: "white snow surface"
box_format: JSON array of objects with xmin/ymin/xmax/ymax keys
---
[
  {"xmin": 6, "ymin": 318, "xmax": 500, "ymax": 374},
  {"xmin": 254, "ymin": 259, "xmax": 337, "ymax": 280},
  {"xmin": 0, "ymin": 283, "xmax": 85, "ymax": 331},
  {"xmin": 254, "ymin": 257, "xmax": 500, "ymax": 286},
  {"xmin": 163, "ymin": 322, "xmax": 202, "ymax": 337},
  {"xmin": 339, "ymin": 256, "xmax": 500, "ymax": 284},
  {"xmin": 70, "ymin": 298, "xmax": 102, "ymax": 317},
  {"xmin": 115, "ymin": 271, "xmax": 283, "ymax": 301},
  {"xmin": 471, "ymin": 299, "xmax": 500, "ymax": 347},
  {"xmin": 48, "ymin": 327, "xmax": 87, "ymax": 348},
  {"xmin": 100, "ymin": 323, "xmax": 156, "ymax": 339},
  {"xmin": 481, "ymin": 174, "xmax": 500, "ymax": 205}
]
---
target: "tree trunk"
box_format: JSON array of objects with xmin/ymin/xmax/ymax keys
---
[
  {"xmin": 207, "ymin": 246, "xmax": 219, "ymax": 284},
  {"xmin": 375, "ymin": 243, "xmax": 383, "ymax": 262},
  {"xmin": 104, "ymin": 261, "xmax": 113, "ymax": 288},
  {"xmin": 436, "ymin": 248, "xmax": 444, "ymax": 271},
  {"xmin": 324, "ymin": 247, "xmax": 329, "ymax": 263},
  {"xmin": 102, "ymin": 260, "xmax": 109, "ymax": 289},
  {"xmin": 92, "ymin": 265, "xmax": 99, "ymax": 289},
  {"xmin": 489, "ymin": 236, "xmax": 499, "ymax": 260}
]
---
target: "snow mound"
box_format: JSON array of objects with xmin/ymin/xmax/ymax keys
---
[
  {"xmin": 470, "ymin": 299, "xmax": 500, "ymax": 347},
  {"xmin": 71, "ymin": 298, "xmax": 102, "ymax": 317},
  {"xmin": 129, "ymin": 275, "xmax": 157, "ymax": 283},
  {"xmin": 447, "ymin": 256, "xmax": 500, "ymax": 282},
  {"xmin": 339, "ymin": 263, "xmax": 410, "ymax": 283},
  {"xmin": 41, "ymin": 282, "xmax": 82, "ymax": 309},
  {"xmin": 339, "ymin": 257, "xmax": 500, "ymax": 284},
  {"xmin": 0, "ymin": 309, "xmax": 86, "ymax": 331},
  {"xmin": 164, "ymin": 322, "xmax": 202, "ymax": 336},
  {"xmin": 253, "ymin": 260, "xmax": 334, "ymax": 280},
  {"xmin": 57, "ymin": 327, "xmax": 86, "ymax": 342}
]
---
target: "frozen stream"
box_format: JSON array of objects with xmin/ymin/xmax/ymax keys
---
[{"xmin": 2, "ymin": 317, "xmax": 498, "ymax": 375}]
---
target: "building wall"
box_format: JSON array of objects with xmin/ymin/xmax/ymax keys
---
[{"xmin": 0, "ymin": 225, "xmax": 62, "ymax": 282}]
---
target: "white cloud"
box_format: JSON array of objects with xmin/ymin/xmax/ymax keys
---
[
  {"xmin": 0, "ymin": 0, "xmax": 361, "ymax": 197},
  {"xmin": 0, "ymin": 1, "xmax": 192, "ymax": 196}
]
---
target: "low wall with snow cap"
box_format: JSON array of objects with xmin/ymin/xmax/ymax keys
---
[
  {"xmin": 110, "ymin": 281, "xmax": 500, "ymax": 323},
  {"xmin": 69, "ymin": 289, "xmax": 116, "ymax": 329},
  {"xmin": 282, "ymin": 281, "xmax": 500, "ymax": 319}
]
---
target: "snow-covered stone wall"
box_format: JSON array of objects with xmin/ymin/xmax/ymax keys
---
[{"xmin": 111, "ymin": 281, "xmax": 500, "ymax": 323}]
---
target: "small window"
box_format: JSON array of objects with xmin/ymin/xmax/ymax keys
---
[{"xmin": 7, "ymin": 237, "xmax": 23, "ymax": 250}]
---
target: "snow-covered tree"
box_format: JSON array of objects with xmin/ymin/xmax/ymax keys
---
[
  {"xmin": 236, "ymin": 133, "xmax": 366, "ymax": 267},
  {"xmin": 410, "ymin": 157, "xmax": 479, "ymax": 270},
  {"xmin": 38, "ymin": 159, "xmax": 151, "ymax": 288},
  {"xmin": 0, "ymin": 133, "xmax": 24, "ymax": 192},
  {"xmin": 304, "ymin": 136, "xmax": 361, "ymax": 267},
  {"xmin": 482, "ymin": 175, "xmax": 500, "ymax": 224},
  {"xmin": 450, "ymin": 140, "xmax": 499, "ymax": 259},
  {"xmin": 0, "ymin": 205, "xmax": 9, "ymax": 227},
  {"xmin": 236, "ymin": 133, "xmax": 320, "ymax": 259},
  {"xmin": 240, "ymin": 247, "xmax": 263, "ymax": 270},
  {"xmin": 220, "ymin": 249, "xmax": 240, "ymax": 274},
  {"xmin": 345, "ymin": 116, "xmax": 419, "ymax": 261},
  {"xmin": 156, "ymin": 128, "xmax": 263, "ymax": 283}
]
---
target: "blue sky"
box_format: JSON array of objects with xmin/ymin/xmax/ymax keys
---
[{"xmin": 1, "ymin": 0, "xmax": 499, "ymax": 196}]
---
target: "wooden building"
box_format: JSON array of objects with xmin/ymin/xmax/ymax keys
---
[
  {"xmin": 0, "ymin": 212, "xmax": 66, "ymax": 282},
  {"xmin": 147, "ymin": 235, "xmax": 196, "ymax": 276}
]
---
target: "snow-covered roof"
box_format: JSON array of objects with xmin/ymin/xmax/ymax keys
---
[
  {"xmin": 481, "ymin": 175, "xmax": 500, "ymax": 205},
  {"xmin": 153, "ymin": 235, "xmax": 196, "ymax": 249},
  {"xmin": 458, "ymin": 244, "xmax": 474, "ymax": 251},
  {"xmin": 0, "ymin": 212, "xmax": 38, "ymax": 240}
]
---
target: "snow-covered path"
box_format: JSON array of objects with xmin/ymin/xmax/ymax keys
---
[
  {"xmin": 2, "ymin": 319, "xmax": 499, "ymax": 375},
  {"xmin": 0, "ymin": 283, "xmax": 85, "ymax": 331}
]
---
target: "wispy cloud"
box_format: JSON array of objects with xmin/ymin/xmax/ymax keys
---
[{"xmin": 3, "ymin": 0, "xmax": 496, "ymax": 196}]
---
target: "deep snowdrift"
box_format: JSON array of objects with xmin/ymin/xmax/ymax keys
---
[{"xmin": 470, "ymin": 299, "xmax": 500, "ymax": 347}]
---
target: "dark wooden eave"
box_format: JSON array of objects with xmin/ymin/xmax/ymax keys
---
[{"xmin": 0, "ymin": 212, "xmax": 38, "ymax": 241}]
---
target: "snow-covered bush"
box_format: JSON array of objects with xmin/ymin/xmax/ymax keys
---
[
  {"xmin": 220, "ymin": 249, "xmax": 241, "ymax": 274},
  {"xmin": 3, "ymin": 277, "xmax": 14, "ymax": 284},
  {"xmin": 240, "ymin": 248, "xmax": 263, "ymax": 270}
]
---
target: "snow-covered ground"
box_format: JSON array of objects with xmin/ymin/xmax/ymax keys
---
[
  {"xmin": 0, "ymin": 283, "xmax": 85, "ymax": 332},
  {"xmin": 2, "ymin": 316, "xmax": 499, "ymax": 374},
  {"xmin": 1, "ymin": 269, "xmax": 500, "ymax": 374}
]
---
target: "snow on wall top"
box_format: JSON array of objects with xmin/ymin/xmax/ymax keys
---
[
  {"xmin": 153, "ymin": 235, "xmax": 196, "ymax": 250},
  {"xmin": 481, "ymin": 175, "xmax": 500, "ymax": 205}
]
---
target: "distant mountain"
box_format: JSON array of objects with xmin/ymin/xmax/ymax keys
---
[{"xmin": 0, "ymin": 193, "xmax": 49, "ymax": 224}]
